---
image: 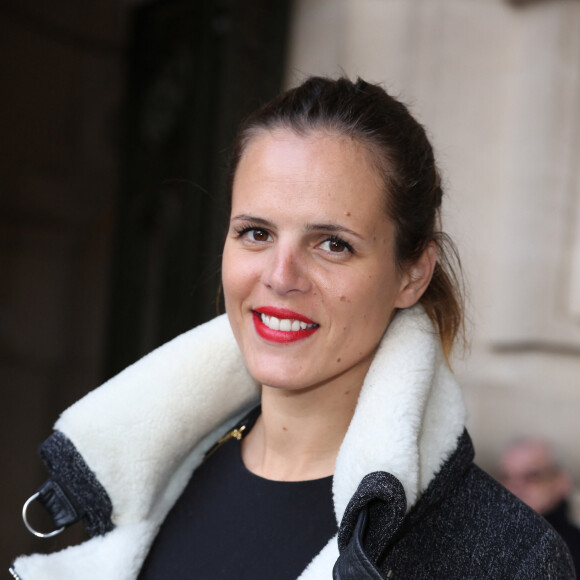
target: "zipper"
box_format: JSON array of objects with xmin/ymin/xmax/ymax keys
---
[
  {"xmin": 8, "ymin": 567, "xmax": 23, "ymax": 580},
  {"xmin": 219, "ymin": 425, "xmax": 246, "ymax": 444},
  {"xmin": 203, "ymin": 424, "xmax": 246, "ymax": 462}
]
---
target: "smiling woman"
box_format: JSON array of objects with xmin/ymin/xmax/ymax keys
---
[
  {"xmin": 10, "ymin": 78, "xmax": 575, "ymax": 580},
  {"xmin": 222, "ymin": 131, "xmax": 421, "ymax": 406}
]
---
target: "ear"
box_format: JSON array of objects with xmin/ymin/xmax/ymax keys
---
[{"xmin": 395, "ymin": 242, "xmax": 437, "ymax": 309}]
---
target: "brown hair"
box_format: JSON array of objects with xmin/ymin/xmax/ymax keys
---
[{"xmin": 227, "ymin": 76, "xmax": 465, "ymax": 359}]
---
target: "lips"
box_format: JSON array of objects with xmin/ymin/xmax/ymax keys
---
[{"xmin": 252, "ymin": 307, "xmax": 319, "ymax": 343}]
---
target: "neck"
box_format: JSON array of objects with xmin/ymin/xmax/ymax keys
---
[{"xmin": 241, "ymin": 373, "xmax": 364, "ymax": 482}]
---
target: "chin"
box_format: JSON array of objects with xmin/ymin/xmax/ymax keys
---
[
  {"xmin": 251, "ymin": 371, "xmax": 306, "ymax": 391},
  {"xmin": 246, "ymin": 362, "xmax": 314, "ymax": 392}
]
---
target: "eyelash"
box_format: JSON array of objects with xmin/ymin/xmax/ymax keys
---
[
  {"xmin": 234, "ymin": 225, "xmax": 271, "ymax": 241},
  {"xmin": 233, "ymin": 225, "xmax": 355, "ymax": 255},
  {"xmin": 321, "ymin": 235, "xmax": 354, "ymax": 254}
]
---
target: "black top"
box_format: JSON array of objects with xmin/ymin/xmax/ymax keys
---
[{"xmin": 138, "ymin": 428, "xmax": 337, "ymax": 579}]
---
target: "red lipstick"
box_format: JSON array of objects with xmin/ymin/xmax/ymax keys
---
[{"xmin": 253, "ymin": 307, "xmax": 319, "ymax": 343}]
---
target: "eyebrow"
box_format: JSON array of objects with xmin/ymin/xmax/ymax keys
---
[
  {"xmin": 230, "ymin": 214, "xmax": 272, "ymax": 227},
  {"xmin": 304, "ymin": 222, "xmax": 363, "ymax": 240},
  {"xmin": 230, "ymin": 214, "xmax": 363, "ymax": 240}
]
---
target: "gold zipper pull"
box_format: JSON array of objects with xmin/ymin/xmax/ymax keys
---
[
  {"xmin": 217, "ymin": 425, "xmax": 246, "ymax": 445},
  {"xmin": 204, "ymin": 424, "xmax": 247, "ymax": 462}
]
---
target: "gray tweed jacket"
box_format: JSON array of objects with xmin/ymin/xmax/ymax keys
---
[
  {"xmin": 334, "ymin": 430, "xmax": 575, "ymax": 579},
  {"xmin": 9, "ymin": 310, "xmax": 576, "ymax": 579}
]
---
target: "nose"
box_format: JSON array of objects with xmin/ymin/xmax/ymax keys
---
[{"xmin": 261, "ymin": 243, "xmax": 312, "ymax": 295}]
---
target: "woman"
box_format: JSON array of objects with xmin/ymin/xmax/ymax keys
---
[{"xmin": 10, "ymin": 77, "xmax": 574, "ymax": 579}]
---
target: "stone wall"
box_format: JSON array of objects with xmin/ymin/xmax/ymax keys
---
[{"xmin": 285, "ymin": 0, "xmax": 580, "ymax": 483}]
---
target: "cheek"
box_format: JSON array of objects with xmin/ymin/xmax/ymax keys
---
[
  {"xmin": 221, "ymin": 246, "xmax": 244, "ymax": 310},
  {"xmin": 222, "ymin": 248, "xmax": 264, "ymax": 317},
  {"xmin": 221, "ymin": 253, "xmax": 233, "ymax": 300},
  {"xmin": 338, "ymin": 279, "xmax": 398, "ymax": 335}
]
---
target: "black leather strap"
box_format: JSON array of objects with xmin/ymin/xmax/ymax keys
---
[
  {"xmin": 36, "ymin": 479, "xmax": 80, "ymax": 528},
  {"xmin": 333, "ymin": 509, "xmax": 386, "ymax": 579}
]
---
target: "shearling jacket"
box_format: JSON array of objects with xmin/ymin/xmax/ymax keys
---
[{"xmin": 10, "ymin": 307, "xmax": 575, "ymax": 579}]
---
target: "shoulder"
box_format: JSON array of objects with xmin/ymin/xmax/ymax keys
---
[
  {"xmin": 458, "ymin": 466, "xmax": 571, "ymax": 554},
  {"xmin": 463, "ymin": 466, "xmax": 576, "ymax": 578},
  {"xmin": 388, "ymin": 463, "xmax": 575, "ymax": 578}
]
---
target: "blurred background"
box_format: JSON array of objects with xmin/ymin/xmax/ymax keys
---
[{"xmin": 2, "ymin": 0, "xmax": 579, "ymax": 563}]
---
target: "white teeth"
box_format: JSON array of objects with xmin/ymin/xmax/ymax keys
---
[
  {"xmin": 263, "ymin": 314, "xmax": 279, "ymax": 330},
  {"xmin": 260, "ymin": 313, "xmax": 316, "ymax": 332}
]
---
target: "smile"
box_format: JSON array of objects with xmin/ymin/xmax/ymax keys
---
[
  {"xmin": 252, "ymin": 308, "xmax": 319, "ymax": 343},
  {"xmin": 260, "ymin": 313, "xmax": 317, "ymax": 332}
]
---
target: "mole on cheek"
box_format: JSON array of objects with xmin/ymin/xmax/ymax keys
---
[
  {"xmin": 337, "ymin": 357, "xmax": 342, "ymax": 363},
  {"xmin": 345, "ymin": 211, "xmax": 351, "ymax": 217}
]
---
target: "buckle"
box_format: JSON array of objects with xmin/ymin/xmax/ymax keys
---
[{"xmin": 22, "ymin": 492, "xmax": 65, "ymax": 538}]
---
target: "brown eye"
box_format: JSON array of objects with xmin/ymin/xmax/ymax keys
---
[
  {"xmin": 235, "ymin": 225, "xmax": 273, "ymax": 244},
  {"xmin": 320, "ymin": 236, "xmax": 353, "ymax": 254},
  {"xmin": 251, "ymin": 229, "xmax": 270, "ymax": 242},
  {"xmin": 328, "ymin": 239, "xmax": 347, "ymax": 252}
]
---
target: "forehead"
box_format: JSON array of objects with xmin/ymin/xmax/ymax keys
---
[{"xmin": 232, "ymin": 129, "xmax": 386, "ymax": 215}]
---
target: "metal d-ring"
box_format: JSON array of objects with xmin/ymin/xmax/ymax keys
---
[{"xmin": 22, "ymin": 492, "xmax": 65, "ymax": 538}]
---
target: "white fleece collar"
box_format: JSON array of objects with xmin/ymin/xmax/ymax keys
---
[
  {"xmin": 12, "ymin": 306, "xmax": 466, "ymax": 580},
  {"xmin": 334, "ymin": 306, "xmax": 466, "ymax": 521}
]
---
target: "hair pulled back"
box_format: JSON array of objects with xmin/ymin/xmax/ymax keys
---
[{"xmin": 227, "ymin": 76, "xmax": 464, "ymax": 359}]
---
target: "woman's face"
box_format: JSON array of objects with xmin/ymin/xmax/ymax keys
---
[{"xmin": 222, "ymin": 129, "xmax": 416, "ymax": 393}]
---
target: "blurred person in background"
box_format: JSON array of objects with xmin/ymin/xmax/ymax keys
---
[{"xmin": 500, "ymin": 438, "xmax": 580, "ymax": 574}]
